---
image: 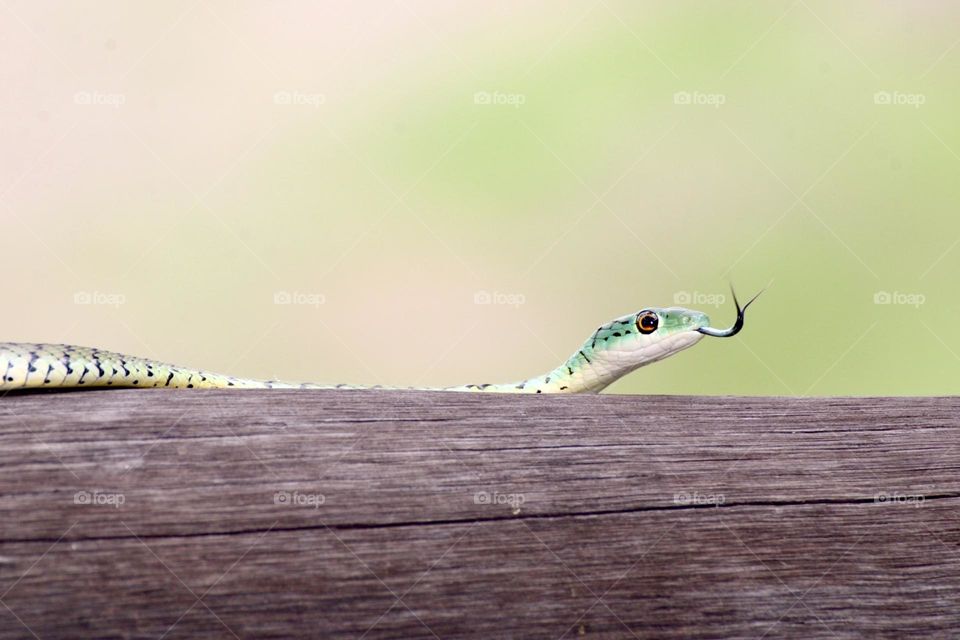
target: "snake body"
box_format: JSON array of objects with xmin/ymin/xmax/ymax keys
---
[{"xmin": 0, "ymin": 298, "xmax": 755, "ymax": 394}]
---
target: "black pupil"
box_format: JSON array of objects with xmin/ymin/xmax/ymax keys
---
[{"xmin": 640, "ymin": 314, "xmax": 657, "ymax": 330}]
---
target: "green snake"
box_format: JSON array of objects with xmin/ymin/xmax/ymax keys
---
[{"xmin": 0, "ymin": 291, "xmax": 758, "ymax": 394}]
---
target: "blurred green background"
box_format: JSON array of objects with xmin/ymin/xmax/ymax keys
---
[{"xmin": 2, "ymin": 1, "xmax": 959, "ymax": 396}]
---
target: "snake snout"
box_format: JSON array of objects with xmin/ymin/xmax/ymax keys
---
[{"xmin": 659, "ymin": 308, "xmax": 711, "ymax": 334}]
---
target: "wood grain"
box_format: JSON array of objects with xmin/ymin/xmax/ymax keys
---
[{"xmin": 1, "ymin": 390, "xmax": 958, "ymax": 638}]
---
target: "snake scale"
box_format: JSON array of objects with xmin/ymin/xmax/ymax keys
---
[{"xmin": 0, "ymin": 291, "xmax": 758, "ymax": 394}]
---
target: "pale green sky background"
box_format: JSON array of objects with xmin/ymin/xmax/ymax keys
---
[{"xmin": 2, "ymin": 1, "xmax": 959, "ymax": 395}]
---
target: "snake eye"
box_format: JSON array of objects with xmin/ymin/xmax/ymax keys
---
[{"xmin": 636, "ymin": 310, "xmax": 659, "ymax": 334}]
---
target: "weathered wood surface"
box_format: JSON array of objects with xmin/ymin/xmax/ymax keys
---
[{"xmin": 1, "ymin": 391, "xmax": 959, "ymax": 639}]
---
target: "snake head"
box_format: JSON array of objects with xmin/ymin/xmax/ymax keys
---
[
  {"xmin": 545, "ymin": 290, "xmax": 760, "ymax": 393},
  {"xmin": 630, "ymin": 306, "xmax": 711, "ymax": 355},
  {"xmin": 582, "ymin": 306, "xmax": 711, "ymax": 376}
]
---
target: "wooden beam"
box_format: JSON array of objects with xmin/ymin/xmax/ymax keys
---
[{"xmin": 1, "ymin": 391, "xmax": 958, "ymax": 638}]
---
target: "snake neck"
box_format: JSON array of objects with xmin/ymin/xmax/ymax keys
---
[{"xmin": 447, "ymin": 346, "xmax": 613, "ymax": 394}]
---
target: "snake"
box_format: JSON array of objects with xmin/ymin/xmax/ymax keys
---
[{"xmin": 0, "ymin": 290, "xmax": 759, "ymax": 394}]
